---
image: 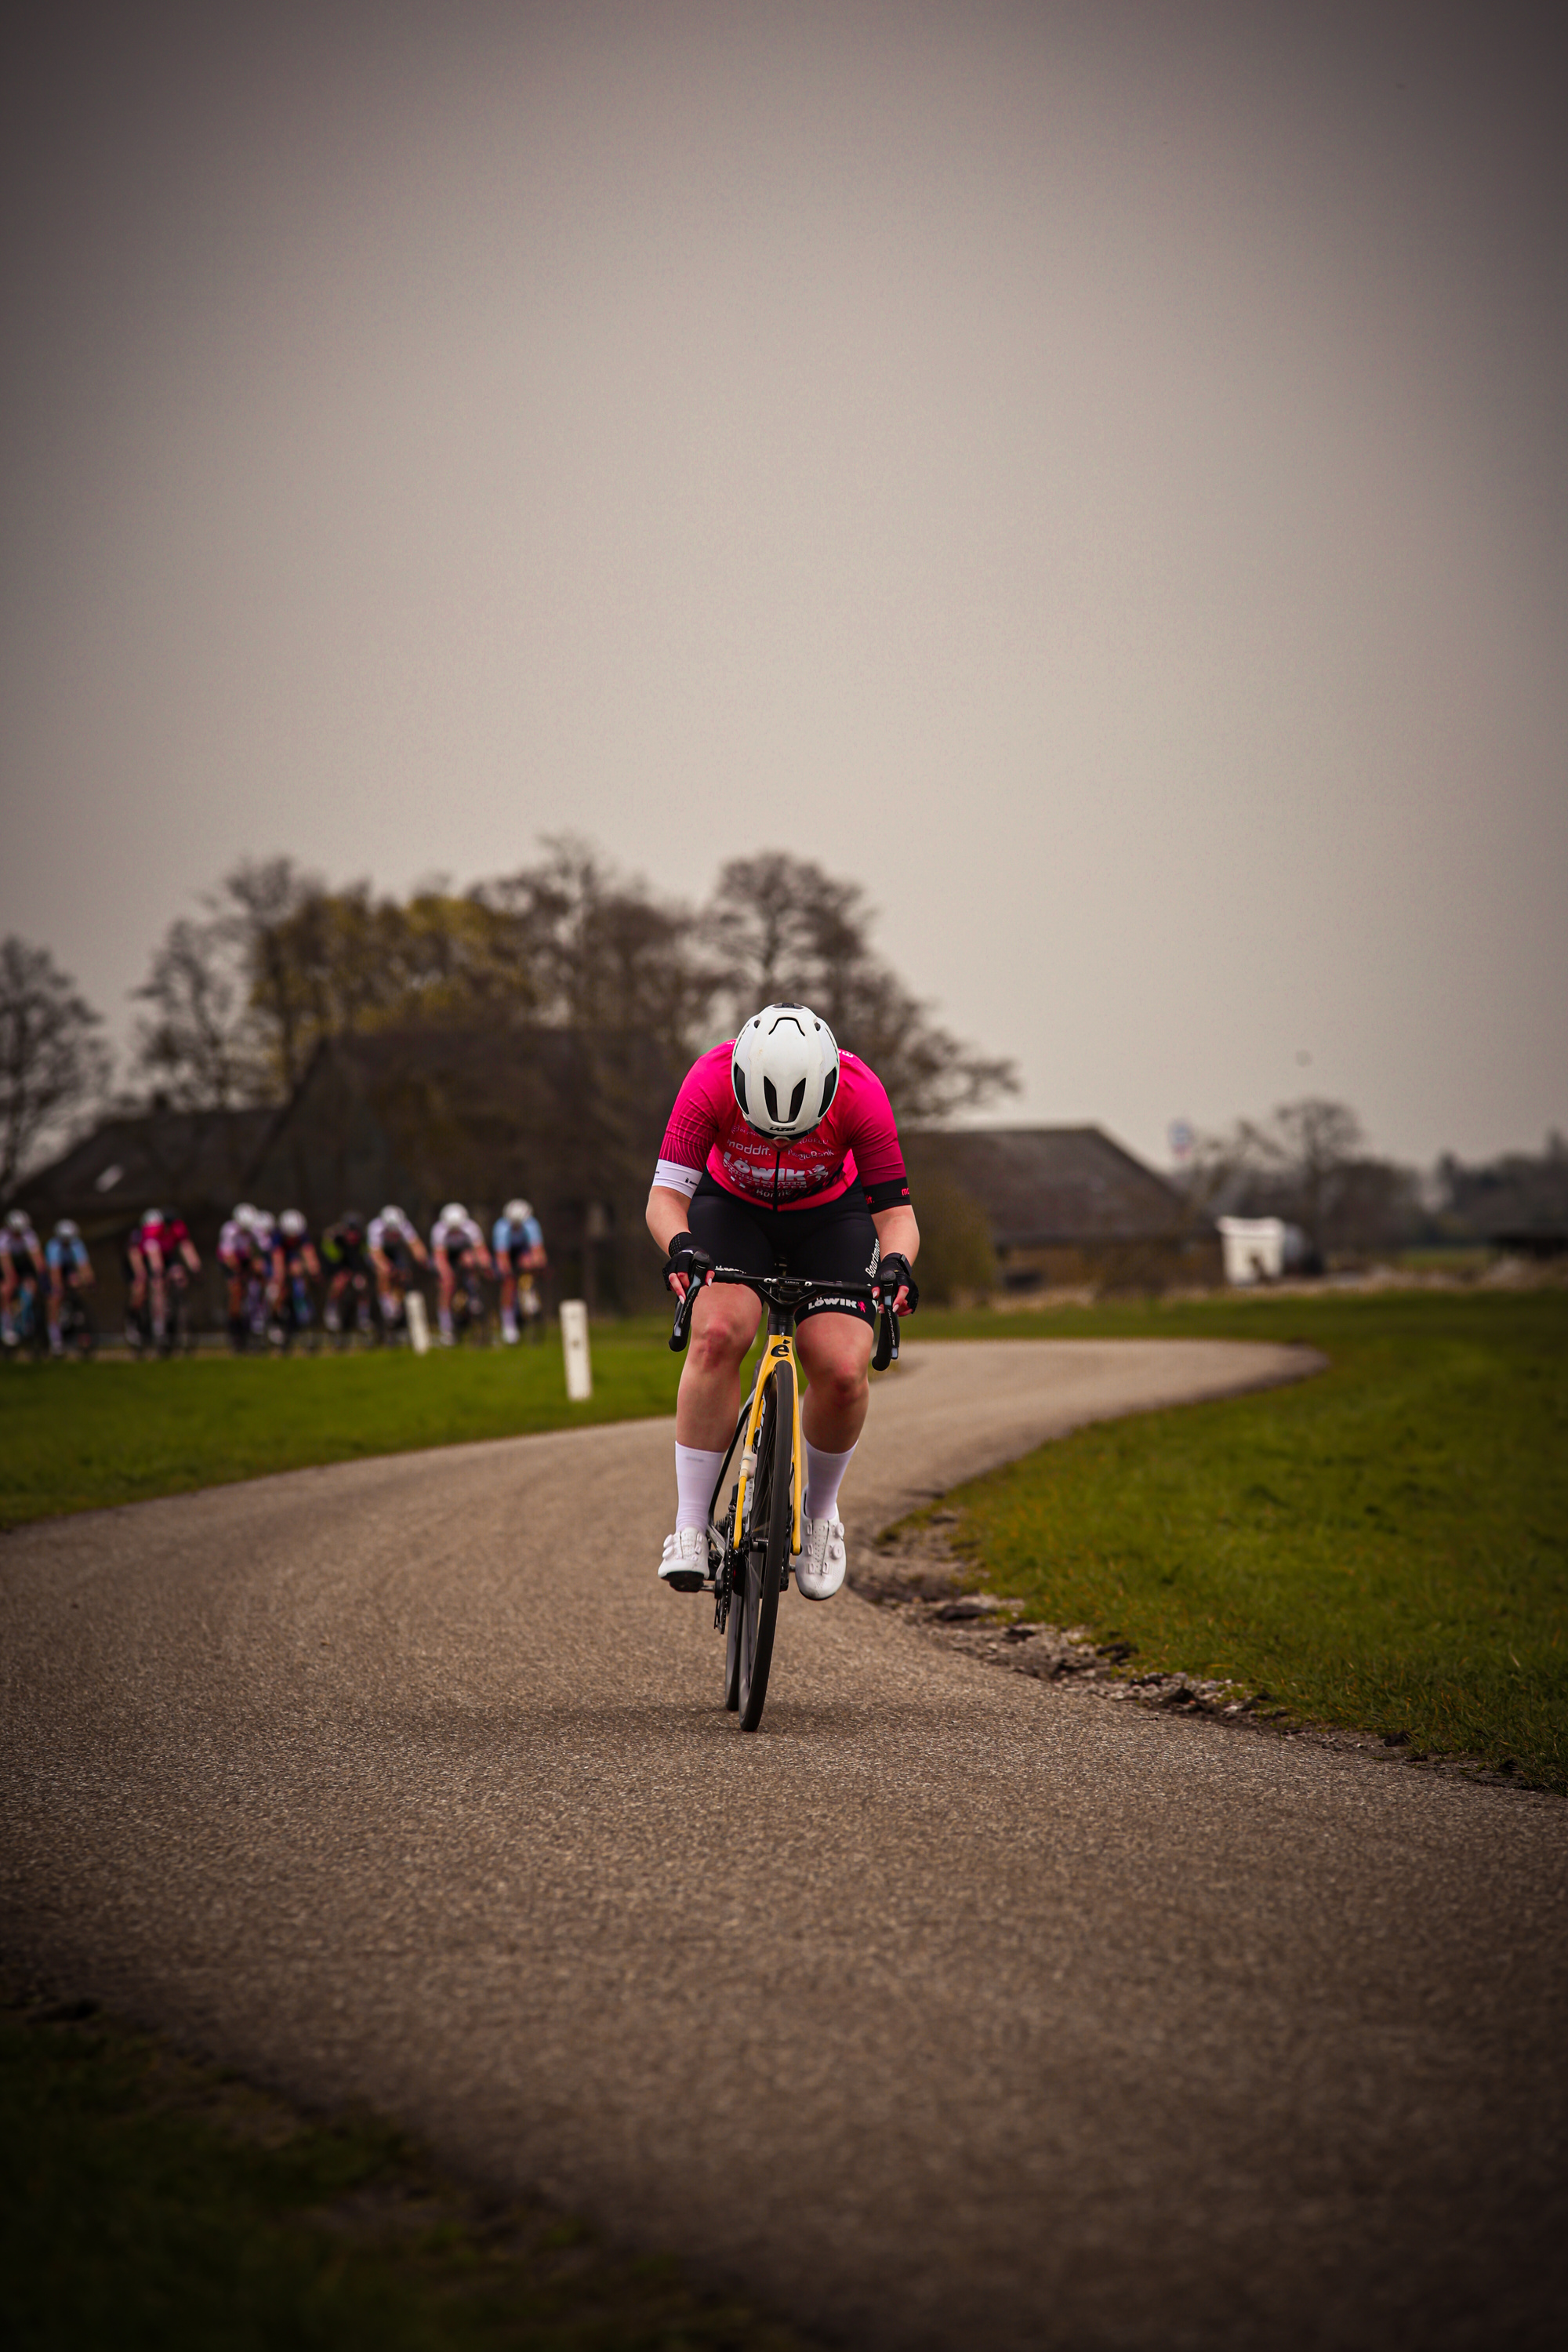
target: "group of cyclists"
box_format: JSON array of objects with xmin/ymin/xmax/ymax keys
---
[
  {"xmin": 1, "ymin": 1210, "xmax": 99, "ymax": 1359},
  {"xmin": 0, "ymin": 1195, "xmax": 548, "ymax": 1359},
  {"xmin": 217, "ymin": 1196, "xmax": 548, "ymax": 1352}
]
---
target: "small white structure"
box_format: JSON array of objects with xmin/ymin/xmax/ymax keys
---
[
  {"xmin": 1218, "ymin": 1216, "xmax": 1287, "ymax": 1286},
  {"xmin": 405, "ymin": 1290, "xmax": 430, "ymax": 1354},
  {"xmin": 559, "ymin": 1298, "xmax": 593, "ymax": 1399}
]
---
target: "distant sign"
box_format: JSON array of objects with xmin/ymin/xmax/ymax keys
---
[{"xmin": 1167, "ymin": 1120, "xmax": 1194, "ymax": 1163}]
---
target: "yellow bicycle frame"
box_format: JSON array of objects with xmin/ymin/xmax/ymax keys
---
[{"xmin": 731, "ymin": 1329, "xmax": 804, "ymax": 1559}]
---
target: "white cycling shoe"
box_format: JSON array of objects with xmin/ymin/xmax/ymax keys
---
[
  {"xmin": 659, "ymin": 1526, "xmax": 709, "ymax": 1592},
  {"xmin": 795, "ymin": 1514, "xmax": 848, "ymax": 1601}
]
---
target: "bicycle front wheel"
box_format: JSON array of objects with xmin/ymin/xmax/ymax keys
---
[{"xmin": 738, "ymin": 1359, "xmax": 793, "ymax": 1733}]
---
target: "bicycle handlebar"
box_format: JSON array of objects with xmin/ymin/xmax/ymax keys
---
[{"xmin": 668, "ymin": 1264, "xmax": 903, "ymax": 1371}]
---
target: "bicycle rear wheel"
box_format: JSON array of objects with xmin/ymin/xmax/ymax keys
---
[{"xmin": 738, "ymin": 1360, "xmax": 793, "ymax": 1733}]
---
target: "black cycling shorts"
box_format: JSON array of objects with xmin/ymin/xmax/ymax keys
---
[{"xmin": 688, "ymin": 1174, "xmax": 880, "ymax": 1326}]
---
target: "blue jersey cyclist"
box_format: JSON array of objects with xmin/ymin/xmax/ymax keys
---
[
  {"xmin": 492, "ymin": 1197, "xmax": 546, "ymax": 1345},
  {"xmin": 45, "ymin": 1219, "xmax": 93, "ymax": 1356},
  {"xmin": 645, "ymin": 1002, "xmax": 920, "ymax": 1602}
]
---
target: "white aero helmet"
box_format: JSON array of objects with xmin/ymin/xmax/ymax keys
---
[
  {"xmin": 379, "ymin": 1203, "xmax": 406, "ymax": 1229},
  {"xmin": 731, "ymin": 1004, "xmax": 840, "ymax": 1139},
  {"xmin": 234, "ymin": 1202, "xmax": 260, "ymax": 1231},
  {"xmin": 504, "ymin": 1198, "xmax": 533, "ymax": 1224},
  {"xmin": 440, "ymin": 1201, "xmax": 467, "ymax": 1225},
  {"xmin": 56, "ymin": 1219, "xmax": 80, "ymax": 1240},
  {"xmin": 279, "ymin": 1208, "xmax": 307, "ymax": 1240}
]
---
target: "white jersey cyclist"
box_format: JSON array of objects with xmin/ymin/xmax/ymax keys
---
[
  {"xmin": 646, "ymin": 1001, "xmax": 920, "ymax": 1604},
  {"xmin": 1, "ymin": 1214, "xmax": 43, "ymax": 1271},
  {"xmin": 430, "ymin": 1205, "xmax": 486, "ymax": 1259},
  {"xmin": 368, "ymin": 1205, "xmax": 423, "ymax": 1332},
  {"xmin": 368, "ymin": 1206, "xmax": 419, "ymax": 1261}
]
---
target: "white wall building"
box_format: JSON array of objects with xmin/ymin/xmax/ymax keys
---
[{"xmin": 1218, "ymin": 1215, "xmax": 1287, "ymax": 1285}]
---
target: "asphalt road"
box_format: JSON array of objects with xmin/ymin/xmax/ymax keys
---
[{"xmin": 4, "ymin": 1338, "xmax": 1566, "ymax": 2350}]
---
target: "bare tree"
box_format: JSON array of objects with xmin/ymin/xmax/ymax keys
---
[
  {"xmin": 132, "ymin": 916, "xmax": 265, "ymax": 1108},
  {"xmin": 0, "ymin": 937, "xmax": 111, "ymax": 1200},
  {"xmin": 1184, "ymin": 1098, "xmax": 1377, "ymax": 1258},
  {"xmin": 706, "ymin": 852, "xmax": 1016, "ymax": 1119},
  {"xmin": 140, "ymin": 841, "xmax": 1017, "ymax": 1131},
  {"xmin": 216, "ymin": 856, "xmax": 320, "ymax": 1091}
]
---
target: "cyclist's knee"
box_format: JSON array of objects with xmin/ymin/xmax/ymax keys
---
[
  {"xmin": 689, "ymin": 1298, "xmax": 756, "ymax": 1373},
  {"xmin": 798, "ymin": 1319, "xmax": 872, "ymax": 1403}
]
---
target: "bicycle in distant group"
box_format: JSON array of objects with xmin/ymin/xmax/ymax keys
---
[{"xmin": 670, "ymin": 1264, "xmax": 900, "ymax": 1732}]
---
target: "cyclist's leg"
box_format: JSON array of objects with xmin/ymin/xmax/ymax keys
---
[
  {"xmin": 681, "ymin": 1188, "xmax": 768, "ymax": 1447},
  {"xmin": 788, "ymin": 1194, "xmax": 881, "ymax": 1594},
  {"xmin": 659, "ymin": 1186, "xmax": 766, "ymax": 1576},
  {"xmin": 795, "ymin": 1311, "xmax": 875, "ymax": 1451}
]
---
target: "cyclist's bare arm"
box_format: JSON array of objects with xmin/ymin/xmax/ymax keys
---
[{"xmin": 647, "ymin": 1184, "xmax": 696, "ymax": 1283}]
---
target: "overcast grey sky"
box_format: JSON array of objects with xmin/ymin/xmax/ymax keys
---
[{"xmin": 3, "ymin": 0, "xmax": 1564, "ymax": 1167}]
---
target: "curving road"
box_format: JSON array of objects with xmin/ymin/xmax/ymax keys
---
[{"xmin": 3, "ymin": 1339, "xmax": 1566, "ymax": 2350}]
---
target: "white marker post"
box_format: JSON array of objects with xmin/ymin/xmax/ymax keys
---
[
  {"xmin": 405, "ymin": 1290, "xmax": 430, "ymax": 1355},
  {"xmin": 560, "ymin": 1299, "xmax": 593, "ymax": 1399}
]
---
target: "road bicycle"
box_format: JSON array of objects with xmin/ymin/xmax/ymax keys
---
[
  {"xmin": 448, "ymin": 1258, "xmax": 491, "ymax": 1346},
  {"xmin": 268, "ymin": 1269, "xmax": 319, "ymax": 1353},
  {"xmin": 670, "ymin": 1265, "xmax": 900, "ymax": 1733},
  {"xmin": 56, "ymin": 1283, "xmax": 97, "ymax": 1360}
]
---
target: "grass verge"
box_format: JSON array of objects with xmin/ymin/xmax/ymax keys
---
[
  {"xmin": 1, "ymin": 1979, "xmax": 803, "ymax": 2351},
  {"xmin": 0, "ymin": 1332, "xmax": 681, "ymax": 1530},
  {"xmin": 908, "ymin": 1290, "xmax": 1568, "ymax": 1791}
]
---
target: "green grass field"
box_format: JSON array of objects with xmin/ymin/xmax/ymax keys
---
[
  {"xmin": 0, "ymin": 1334, "xmax": 684, "ymax": 1530},
  {"xmin": 912, "ymin": 1289, "xmax": 1568, "ymax": 1791},
  {"xmin": 0, "ymin": 1986, "xmax": 802, "ymax": 2352}
]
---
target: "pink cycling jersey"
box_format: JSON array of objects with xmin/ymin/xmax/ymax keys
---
[{"xmin": 655, "ymin": 1043, "xmax": 911, "ymax": 1214}]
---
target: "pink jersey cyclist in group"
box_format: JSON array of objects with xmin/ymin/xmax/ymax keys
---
[{"xmin": 656, "ymin": 1042, "xmax": 911, "ymax": 1214}]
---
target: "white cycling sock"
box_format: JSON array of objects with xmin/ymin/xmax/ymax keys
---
[
  {"xmin": 675, "ymin": 1443, "xmax": 725, "ymax": 1533},
  {"xmin": 804, "ymin": 1438, "xmax": 856, "ymax": 1523},
  {"xmin": 501, "ymin": 1309, "xmax": 519, "ymax": 1342},
  {"xmin": 437, "ymin": 1303, "xmax": 453, "ymax": 1339}
]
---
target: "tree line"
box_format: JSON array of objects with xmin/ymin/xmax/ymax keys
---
[{"xmin": 1, "ymin": 844, "xmax": 1017, "ymax": 1196}]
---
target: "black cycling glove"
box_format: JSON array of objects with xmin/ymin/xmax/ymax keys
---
[
  {"xmin": 662, "ymin": 1232, "xmax": 713, "ymax": 1289},
  {"xmin": 875, "ymin": 1252, "xmax": 919, "ymax": 1314}
]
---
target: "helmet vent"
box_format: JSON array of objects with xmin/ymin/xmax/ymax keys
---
[
  {"xmin": 764, "ymin": 1077, "xmax": 779, "ymax": 1122},
  {"xmin": 788, "ymin": 1078, "xmax": 807, "ymax": 1122}
]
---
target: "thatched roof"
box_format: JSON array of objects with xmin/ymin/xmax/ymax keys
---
[
  {"xmin": 905, "ymin": 1125, "xmax": 1200, "ymax": 1247},
  {"xmin": 18, "ymin": 1106, "xmax": 278, "ymax": 1236}
]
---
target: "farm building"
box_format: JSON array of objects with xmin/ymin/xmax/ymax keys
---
[{"xmin": 903, "ymin": 1125, "xmax": 1218, "ymax": 1293}]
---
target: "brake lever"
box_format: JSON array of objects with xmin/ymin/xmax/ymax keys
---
[
  {"xmin": 872, "ymin": 1303, "xmax": 899, "ymax": 1373},
  {"xmin": 670, "ymin": 1281, "xmax": 697, "ymax": 1353}
]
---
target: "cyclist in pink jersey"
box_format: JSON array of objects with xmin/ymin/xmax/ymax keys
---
[{"xmin": 647, "ymin": 1003, "xmax": 920, "ymax": 1600}]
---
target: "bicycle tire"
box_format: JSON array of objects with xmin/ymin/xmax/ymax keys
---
[
  {"xmin": 738, "ymin": 1359, "xmax": 793, "ymax": 1732},
  {"xmin": 723, "ymin": 1510, "xmax": 743, "ymax": 1711}
]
